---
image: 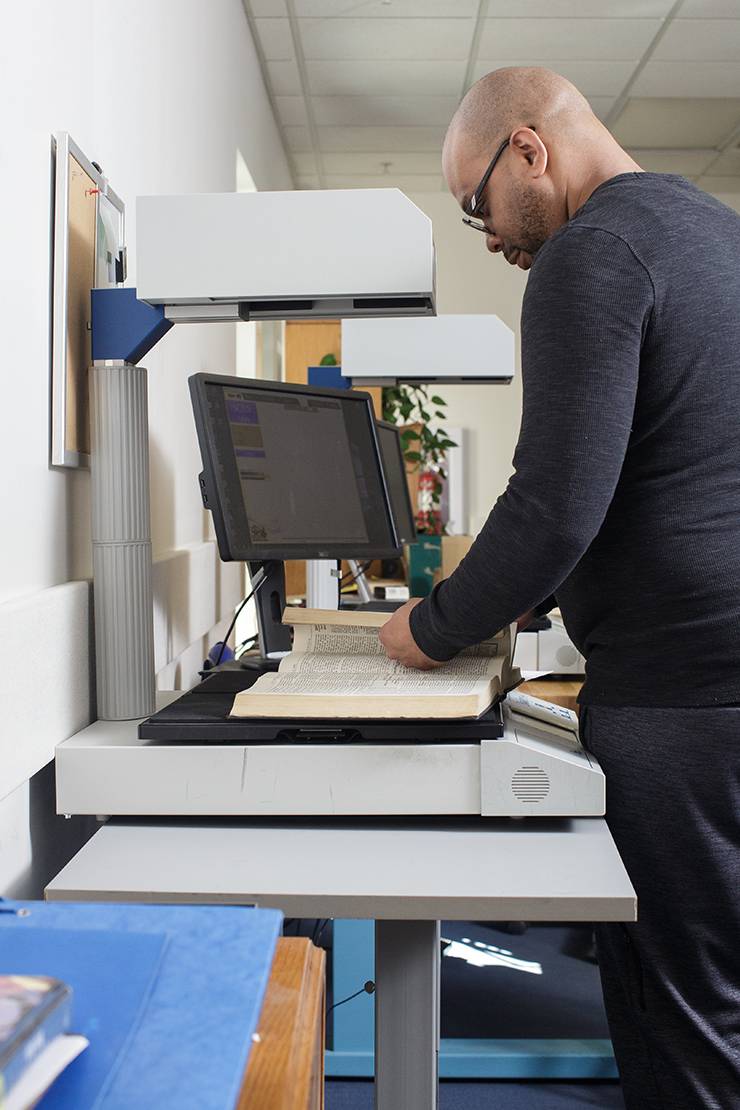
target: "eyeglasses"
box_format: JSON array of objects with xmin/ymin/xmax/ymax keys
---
[{"xmin": 462, "ymin": 126, "xmax": 536, "ymax": 234}]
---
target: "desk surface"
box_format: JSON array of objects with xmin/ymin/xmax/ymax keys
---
[
  {"xmin": 519, "ymin": 679, "xmax": 582, "ymax": 712},
  {"xmin": 46, "ymin": 818, "xmax": 636, "ymax": 922}
]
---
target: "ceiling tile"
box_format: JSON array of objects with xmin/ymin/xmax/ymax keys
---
[
  {"xmin": 283, "ymin": 125, "xmax": 312, "ymax": 151},
  {"xmin": 294, "ymin": 0, "xmax": 477, "ymax": 14},
  {"xmin": 471, "ymin": 59, "xmax": 635, "ymax": 96},
  {"xmin": 632, "ymin": 60, "xmax": 740, "ymax": 97},
  {"xmin": 249, "ymin": 0, "xmax": 288, "ymax": 14},
  {"xmin": 298, "ymin": 17, "xmax": 475, "ymax": 59},
  {"xmin": 679, "ymin": 0, "xmax": 740, "ymax": 17},
  {"xmin": 296, "ymin": 175, "xmax": 320, "ymax": 189},
  {"xmin": 275, "ymin": 96, "xmax": 309, "ymax": 126},
  {"xmin": 254, "ymin": 18, "xmax": 295, "ymax": 60},
  {"xmin": 319, "ymin": 151, "xmax": 443, "ymax": 174},
  {"xmin": 612, "ymin": 97, "xmax": 740, "ymax": 147},
  {"xmin": 266, "ymin": 59, "xmax": 302, "ymax": 95},
  {"xmin": 324, "ymin": 174, "xmax": 444, "ymax": 191},
  {"xmin": 625, "ymin": 148, "xmax": 718, "ymax": 175},
  {"xmin": 696, "ymin": 174, "xmax": 740, "ymax": 192},
  {"xmin": 316, "ymin": 125, "xmax": 446, "ymax": 151},
  {"xmin": 306, "ymin": 59, "xmax": 465, "ymax": 96},
  {"xmin": 704, "ymin": 145, "xmax": 740, "ymax": 174},
  {"xmin": 292, "ymin": 151, "xmax": 319, "ymax": 174},
  {"xmin": 487, "ymin": 0, "xmax": 673, "ymax": 13},
  {"xmin": 310, "ymin": 95, "xmax": 458, "ymax": 126},
  {"xmin": 478, "ymin": 18, "xmax": 661, "ymax": 60},
  {"xmin": 653, "ymin": 19, "xmax": 740, "ymax": 61}
]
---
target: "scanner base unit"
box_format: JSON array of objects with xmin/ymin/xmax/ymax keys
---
[{"xmin": 55, "ymin": 698, "xmax": 604, "ymax": 819}]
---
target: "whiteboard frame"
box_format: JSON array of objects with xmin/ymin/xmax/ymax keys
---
[{"xmin": 50, "ymin": 132, "xmax": 125, "ymax": 468}]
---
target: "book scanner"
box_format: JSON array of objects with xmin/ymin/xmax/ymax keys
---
[{"xmin": 58, "ymin": 186, "xmax": 603, "ymax": 821}]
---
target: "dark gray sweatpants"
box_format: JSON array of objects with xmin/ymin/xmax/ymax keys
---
[{"xmin": 581, "ymin": 705, "xmax": 740, "ymax": 1109}]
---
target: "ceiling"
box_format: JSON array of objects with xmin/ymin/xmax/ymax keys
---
[{"xmin": 242, "ymin": 0, "xmax": 740, "ymax": 194}]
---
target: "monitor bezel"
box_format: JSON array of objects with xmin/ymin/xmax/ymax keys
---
[
  {"xmin": 376, "ymin": 419, "xmax": 418, "ymax": 546},
  {"xmin": 189, "ymin": 372, "xmax": 401, "ymax": 562}
]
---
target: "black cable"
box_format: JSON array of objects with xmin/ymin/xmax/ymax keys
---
[
  {"xmin": 213, "ymin": 572, "xmax": 267, "ymax": 668},
  {"xmin": 327, "ymin": 980, "xmax": 375, "ymax": 1015},
  {"xmin": 340, "ymin": 560, "xmax": 372, "ymax": 585},
  {"xmin": 340, "ymin": 560, "xmax": 373, "ymax": 592},
  {"xmin": 235, "ymin": 633, "xmax": 259, "ymax": 659},
  {"xmin": 313, "ymin": 919, "xmax": 331, "ymax": 947}
]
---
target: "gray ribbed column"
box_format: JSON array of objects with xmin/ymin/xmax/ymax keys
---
[
  {"xmin": 90, "ymin": 361, "xmax": 155, "ymax": 720},
  {"xmin": 375, "ymin": 920, "xmax": 440, "ymax": 1110}
]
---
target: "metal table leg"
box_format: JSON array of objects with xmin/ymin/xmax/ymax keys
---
[{"xmin": 374, "ymin": 919, "xmax": 440, "ymax": 1110}]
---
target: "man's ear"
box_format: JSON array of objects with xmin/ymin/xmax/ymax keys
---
[{"xmin": 510, "ymin": 127, "xmax": 548, "ymax": 177}]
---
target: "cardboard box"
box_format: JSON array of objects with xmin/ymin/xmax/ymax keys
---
[{"xmin": 442, "ymin": 535, "xmax": 474, "ymax": 579}]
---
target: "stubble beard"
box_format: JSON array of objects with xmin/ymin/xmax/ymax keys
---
[{"xmin": 510, "ymin": 181, "xmax": 552, "ymax": 258}]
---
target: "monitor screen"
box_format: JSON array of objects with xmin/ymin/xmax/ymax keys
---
[
  {"xmin": 377, "ymin": 421, "xmax": 417, "ymax": 545},
  {"xmin": 190, "ymin": 373, "xmax": 400, "ymax": 561}
]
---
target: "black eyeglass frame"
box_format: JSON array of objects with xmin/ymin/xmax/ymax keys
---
[{"xmin": 462, "ymin": 125, "xmax": 536, "ymax": 234}]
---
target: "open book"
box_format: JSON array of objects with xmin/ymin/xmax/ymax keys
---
[{"xmin": 229, "ymin": 608, "xmax": 521, "ymax": 720}]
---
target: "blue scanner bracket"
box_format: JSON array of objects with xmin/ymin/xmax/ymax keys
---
[{"xmin": 91, "ymin": 287, "xmax": 173, "ymax": 365}]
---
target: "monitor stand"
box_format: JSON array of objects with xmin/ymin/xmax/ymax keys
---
[{"xmin": 249, "ymin": 561, "xmax": 292, "ymax": 658}]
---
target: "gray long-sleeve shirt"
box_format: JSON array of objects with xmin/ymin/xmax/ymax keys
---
[{"xmin": 410, "ymin": 173, "xmax": 740, "ymax": 706}]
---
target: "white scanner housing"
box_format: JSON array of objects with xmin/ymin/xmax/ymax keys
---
[
  {"xmin": 136, "ymin": 189, "xmax": 436, "ymax": 322},
  {"xmin": 341, "ymin": 314, "xmax": 515, "ymax": 384}
]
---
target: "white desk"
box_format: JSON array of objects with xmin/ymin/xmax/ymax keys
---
[{"xmin": 47, "ymin": 817, "xmax": 635, "ymax": 1110}]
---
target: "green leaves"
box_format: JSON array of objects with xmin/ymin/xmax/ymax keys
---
[{"xmin": 381, "ymin": 382, "xmax": 456, "ymax": 484}]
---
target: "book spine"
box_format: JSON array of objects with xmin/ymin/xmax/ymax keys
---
[{"xmin": 0, "ymin": 990, "xmax": 72, "ymax": 1098}]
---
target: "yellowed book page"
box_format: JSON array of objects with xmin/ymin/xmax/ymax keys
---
[
  {"xmin": 279, "ymin": 650, "xmax": 503, "ymax": 682},
  {"xmin": 290, "ymin": 622, "xmax": 387, "ymax": 658},
  {"xmin": 233, "ymin": 694, "xmax": 484, "ymax": 720},
  {"xmin": 230, "ymin": 658, "xmax": 499, "ymax": 718},
  {"xmin": 287, "ymin": 611, "xmax": 512, "ymax": 665},
  {"xmin": 230, "ymin": 670, "xmax": 491, "ymax": 719},
  {"xmin": 285, "ymin": 607, "xmax": 388, "ymax": 629}
]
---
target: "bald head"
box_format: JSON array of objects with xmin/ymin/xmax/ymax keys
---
[
  {"xmin": 442, "ymin": 66, "xmax": 640, "ymax": 270},
  {"xmin": 447, "ymin": 67, "xmax": 594, "ymax": 163}
]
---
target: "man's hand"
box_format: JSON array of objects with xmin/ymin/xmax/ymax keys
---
[{"xmin": 379, "ymin": 598, "xmax": 445, "ymax": 670}]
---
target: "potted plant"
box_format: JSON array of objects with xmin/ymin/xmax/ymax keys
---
[{"xmin": 382, "ymin": 384, "xmax": 456, "ymax": 594}]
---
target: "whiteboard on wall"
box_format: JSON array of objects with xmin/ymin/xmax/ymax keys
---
[{"xmin": 50, "ymin": 133, "xmax": 125, "ymax": 468}]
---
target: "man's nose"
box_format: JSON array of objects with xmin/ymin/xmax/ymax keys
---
[{"xmin": 485, "ymin": 232, "xmax": 503, "ymax": 254}]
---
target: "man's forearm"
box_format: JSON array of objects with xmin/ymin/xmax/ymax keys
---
[{"xmin": 409, "ymin": 489, "xmax": 587, "ymax": 659}]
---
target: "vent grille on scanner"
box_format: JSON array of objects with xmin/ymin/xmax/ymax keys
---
[{"xmin": 511, "ymin": 766, "xmax": 550, "ymax": 802}]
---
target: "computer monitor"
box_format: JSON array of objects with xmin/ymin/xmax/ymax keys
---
[
  {"xmin": 190, "ymin": 374, "xmax": 400, "ymax": 562},
  {"xmin": 189, "ymin": 373, "xmax": 400, "ymax": 654},
  {"xmin": 376, "ymin": 421, "xmax": 417, "ymax": 546}
]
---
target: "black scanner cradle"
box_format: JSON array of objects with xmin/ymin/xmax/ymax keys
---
[{"xmin": 139, "ymin": 669, "xmax": 505, "ymax": 744}]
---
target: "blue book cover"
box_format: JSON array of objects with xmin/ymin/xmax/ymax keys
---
[{"xmin": 0, "ymin": 902, "xmax": 282, "ymax": 1109}]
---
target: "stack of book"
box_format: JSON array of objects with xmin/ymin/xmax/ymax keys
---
[{"xmin": 0, "ymin": 975, "xmax": 87, "ymax": 1109}]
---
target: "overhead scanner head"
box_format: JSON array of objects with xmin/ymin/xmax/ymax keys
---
[
  {"xmin": 341, "ymin": 314, "xmax": 515, "ymax": 384},
  {"xmin": 136, "ymin": 189, "xmax": 436, "ymax": 322}
]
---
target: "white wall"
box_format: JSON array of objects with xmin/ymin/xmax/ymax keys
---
[
  {"xmin": 408, "ymin": 192, "xmax": 529, "ymax": 535},
  {"xmin": 0, "ymin": 0, "xmax": 291, "ymax": 897}
]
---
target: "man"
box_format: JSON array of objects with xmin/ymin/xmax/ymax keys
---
[{"xmin": 379, "ymin": 68, "xmax": 740, "ymax": 1108}]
